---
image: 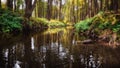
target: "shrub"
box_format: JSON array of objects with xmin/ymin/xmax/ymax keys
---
[
  {"xmin": 75, "ymin": 11, "xmax": 120, "ymax": 34},
  {"xmin": 74, "ymin": 18, "xmax": 94, "ymax": 32},
  {"xmin": 0, "ymin": 9, "xmax": 23, "ymax": 33}
]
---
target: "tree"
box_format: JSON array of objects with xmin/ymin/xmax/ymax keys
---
[
  {"xmin": 7, "ymin": 0, "xmax": 13, "ymax": 10},
  {"xmin": 0, "ymin": 0, "xmax": 1, "ymax": 8},
  {"xmin": 47, "ymin": 0, "xmax": 53, "ymax": 20},
  {"xmin": 23, "ymin": 0, "xmax": 37, "ymax": 31},
  {"xmin": 57, "ymin": 0, "xmax": 62, "ymax": 20},
  {"xmin": 110, "ymin": 0, "xmax": 119, "ymax": 12},
  {"xmin": 38, "ymin": 0, "xmax": 42, "ymax": 17},
  {"xmin": 24, "ymin": 0, "xmax": 37, "ymax": 19}
]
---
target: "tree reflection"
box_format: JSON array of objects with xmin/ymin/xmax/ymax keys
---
[{"xmin": 0, "ymin": 28, "xmax": 120, "ymax": 68}]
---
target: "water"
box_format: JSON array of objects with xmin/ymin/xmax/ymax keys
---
[{"xmin": 0, "ymin": 28, "xmax": 120, "ymax": 68}]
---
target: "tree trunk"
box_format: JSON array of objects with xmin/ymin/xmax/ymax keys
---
[
  {"xmin": 38, "ymin": 0, "xmax": 42, "ymax": 17},
  {"xmin": 23, "ymin": 0, "xmax": 37, "ymax": 32},
  {"xmin": 104, "ymin": 0, "xmax": 108, "ymax": 11},
  {"xmin": 59, "ymin": 0, "xmax": 62, "ymax": 20},
  {"xmin": 100, "ymin": 0, "xmax": 103, "ymax": 11},
  {"xmin": 47, "ymin": 0, "xmax": 53, "ymax": 20},
  {"xmin": 13, "ymin": 0, "xmax": 16, "ymax": 11},
  {"xmin": 0, "ymin": 0, "xmax": 1, "ymax": 8},
  {"xmin": 7, "ymin": 0, "xmax": 13, "ymax": 10},
  {"xmin": 24, "ymin": 0, "xmax": 37, "ymax": 19}
]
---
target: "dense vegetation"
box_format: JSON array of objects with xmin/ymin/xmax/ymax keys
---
[
  {"xmin": 0, "ymin": 0, "xmax": 120, "ymax": 45},
  {"xmin": 0, "ymin": 9, "xmax": 23, "ymax": 33},
  {"xmin": 75, "ymin": 12, "xmax": 120, "ymax": 33}
]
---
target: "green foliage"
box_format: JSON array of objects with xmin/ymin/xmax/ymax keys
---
[
  {"xmin": 111, "ymin": 22, "xmax": 120, "ymax": 32},
  {"xmin": 74, "ymin": 18, "xmax": 94, "ymax": 32},
  {"xmin": 75, "ymin": 11, "xmax": 120, "ymax": 34},
  {"xmin": 0, "ymin": 9, "xmax": 23, "ymax": 33},
  {"xmin": 49, "ymin": 20, "xmax": 66, "ymax": 28},
  {"xmin": 31, "ymin": 17, "xmax": 49, "ymax": 26},
  {"xmin": 31, "ymin": 18, "xmax": 66, "ymax": 28}
]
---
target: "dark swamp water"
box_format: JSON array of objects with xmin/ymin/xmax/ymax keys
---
[{"xmin": 0, "ymin": 28, "xmax": 120, "ymax": 68}]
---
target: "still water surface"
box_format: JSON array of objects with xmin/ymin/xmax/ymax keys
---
[{"xmin": 0, "ymin": 28, "xmax": 120, "ymax": 68}]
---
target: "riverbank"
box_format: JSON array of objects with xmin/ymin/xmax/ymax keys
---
[
  {"xmin": 0, "ymin": 9, "xmax": 66, "ymax": 34},
  {"xmin": 75, "ymin": 11, "xmax": 120, "ymax": 45}
]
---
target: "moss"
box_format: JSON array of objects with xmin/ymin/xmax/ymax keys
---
[
  {"xmin": 31, "ymin": 18, "xmax": 66, "ymax": 29},
  {"xmin": 30, "ymin": 17, "xmax": 49, "ymax": 26},
  {"xmin": 49, "ymin": 19, "xmax": 66, "ymax": 28}
]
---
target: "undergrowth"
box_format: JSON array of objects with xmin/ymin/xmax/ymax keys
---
[
  {"xmin": 75, "ymin": 11, "xmax": 120, "ymax": 34},
  {"xmin": 0, "ymin": 9, "xmax": 23, "ymax": 33}
]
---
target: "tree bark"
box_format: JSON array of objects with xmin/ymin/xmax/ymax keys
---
[
  {"xmin": 13, "ymin": 0, "xmax": 16, "ymax": 11},
  {"xmin": 100, "ymin": 0, "xmax": 103, "ymax": 11},
  {"xmin": 0, "ymin": 0, "xmax": 1, "ymax": 8},
  {"xmin": 24, "ymin": 0, "xmax": 37, "ymax": 19},
  {"xmin": 7, "ymin": 0, "xmax": 13, "ymax": 10},
  {"xmin": 38, "ymin": 0, "xmax": 42, "ymax": 17},
  {"xmin": 58, "ymin": 0, "xmax": 62, "ymax": 20},
  {"xmin": 23, "ymin": 0, "xmax": 37, "ymax": 32},
  {"xmin": 47, "ymin": 0, "xmax": 53, "ymax": 20}
]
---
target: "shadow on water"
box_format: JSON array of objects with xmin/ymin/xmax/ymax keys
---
[{"xmin": 0, "ymin": 27, "xmax": 120, "ymax": 68}]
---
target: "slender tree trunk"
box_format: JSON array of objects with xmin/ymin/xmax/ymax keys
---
[
  {"xmin": 57, "ymin": 0, "xmax": 59, "ymax": 20},
  {"xmin": 100, "ymin": 0, "xmax": 103, "ymax": 11},
  {"xmin": 7, "ymin": 0, "xmax": 13, "ymax": 10},
  {"xmin": 76, "ymin": 0, "xmax": 79, "ymax": 22},
  {"xmin": 59, "ymin": 0, "xmax": 62, "ymax": 20},
  {"xmin": 0, "ymin": 0, "xmax": 1, "ymax": 8},
  {"xmin": 94, "ymin": 0, "xmax": 98, "ymax": 14},
  {"xmin": 110, "ymin": 0, "xmax": 118, "ymax": 12},
  {"xmin": 105, "ymin": 0, "xmax": 109, "ymax": 11},
  {"xmin": 38, "ymin": 0, "xmax": 42, "ymax": 17},
  {"xmin": 13, "ymin": 0, "xmax": 16, "ymax": 11},
  {"xmin": 88, "ymin": 0, "xmax": 91, "ymax": 18},
  {"xmin": 47, "ymin": 0, "xmax": 53, "ymax": 20},
  {"xmin": 35, "ymin": 3, "xmax": 37, "ymax": 17}
]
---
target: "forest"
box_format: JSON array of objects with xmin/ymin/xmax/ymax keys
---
[
  {"xmin": 0, "ymin": 0, "xmax": 120, "ymax": 68},
  {"xmin": 0, "ymin": 0, "xmax": 120, "ymax": 44}
]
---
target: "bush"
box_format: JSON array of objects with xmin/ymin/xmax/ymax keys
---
[
  {"xmin": 75, "ymin": 11, "xmax": 120, "ymax": 34},
  {"xmin": 0, "ymin": 9, "xmax": 23, "ymax": 33},
  {"xmin": 74, "ymin": 18, "xmax": 94, "ymax": 32}
]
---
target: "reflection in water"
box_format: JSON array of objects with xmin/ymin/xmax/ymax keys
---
[
  {"xmin": 3, "ymin": 49, "xmax": 9, "ymax": 61},
  {"xmin": 0, "ymin": 28, "xmax": 120, "ymax": 68},
  {"xmin": 13, "ymin": 61, "xmax": 21, "ymax": 68},
  {"xmin": 79, "ymin": 54, "xmax": 102, "ymax": 68},
  {"xmin": 31, "ymin": 37, "xmax": 35, "ymax": 50}
]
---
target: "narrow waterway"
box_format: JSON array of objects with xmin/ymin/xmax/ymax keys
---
[{"xmin": 0, "ymin": 27, "xmax": 120, "ymax": 68}]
